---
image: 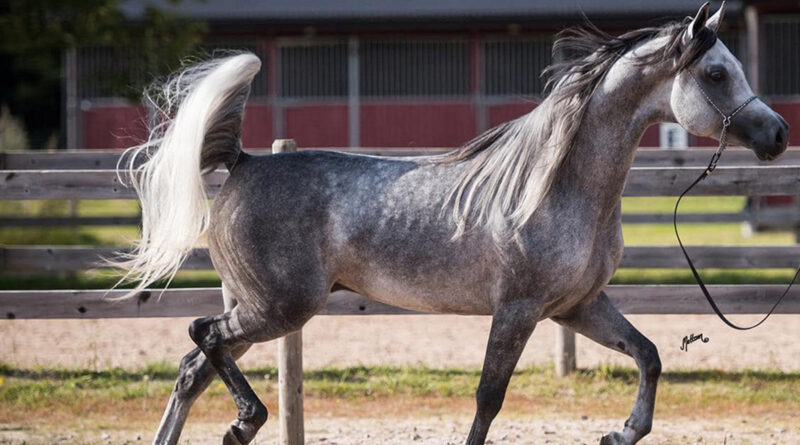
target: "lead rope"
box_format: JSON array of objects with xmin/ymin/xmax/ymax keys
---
[{"xmin": 673, "ymin": 71, "xmax": 799, "ymax": 330}]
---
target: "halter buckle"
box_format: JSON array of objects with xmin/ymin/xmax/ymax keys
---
[{"xmin": 722, "ymin": 116, "xmax": 731, "ymax": 128}]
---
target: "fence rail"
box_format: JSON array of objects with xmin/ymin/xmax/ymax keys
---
[
  {"xmin": 4, "ymin": 285, "xmax": 800, "ymax": 320},
  {"xmin": 4, "ymin": 165, "xmax": 800, "ymax": 200},
  {"xmin": 2, "ymin": 147, "xmax": 800, "ymax": 170},
  {"xmin": 3, "ymin": 144, "xmax": 800, "ymax": 445},
  {"xmin": 0, "ymin": 212, "xmax": 754, "ymax": 227},
  {"xmin": 4, "ymin": 245, "xmax": 800, "ymax": 272}
]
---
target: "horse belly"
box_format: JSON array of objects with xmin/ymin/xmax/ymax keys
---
[{"xmin": 337, "ymin": 268, "xmax": 495, "ymax": 315}]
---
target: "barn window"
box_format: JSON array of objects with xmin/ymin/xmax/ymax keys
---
[
  {"xmin": 762, "ymin": 16, "xmax": 800, "ymax": 96},
  {"xmin": 482, "ymin": 37, "xmax": 552, "ymax": 97},
  {"xmin": 279, "ymin": 41, "xmax": 348, "ymax": 98},
  {"xmin": 76, "ymin": 41, "xmax": 269, "ymax": 100},
  {"xmin": 359, "ymin": 39, "xmax": 471, "ymax": 97},
  {"xmin": 76, "ymin": 46, "xmax": 148, "ymax": 100}
]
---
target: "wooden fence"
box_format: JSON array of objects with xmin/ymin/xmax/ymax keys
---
[{"xmin": 3, "ymin": 142, "xmax": 800, "ymax": 445}]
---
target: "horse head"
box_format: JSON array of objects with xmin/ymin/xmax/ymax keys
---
[{"xmin": 669, "ymin": 2, "xmax": 789, "ymax": 160}]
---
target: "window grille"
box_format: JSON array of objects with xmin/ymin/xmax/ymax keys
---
[
  {"xmin": 279, "ymin": 42, "xmax": 348, "ymax": 98},
  {"xmin": 482, "ymin": 37, "xmax": 552, "ymax": 96},
  {"xmin": 76, "ymin": 46, "xmax": 148, "ymax": 100},
  {"xmin": 762, "ymin": 16, "xmax": 800, "ymax": 96},
  {"xmin": 359, "ymin": 39, "xmax": 470, "ymax": 97},
  {"xmin": 77, "ymin": 41, "xmax": 269, "ymax": 100}
]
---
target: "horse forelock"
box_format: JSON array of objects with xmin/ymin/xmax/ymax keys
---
[{"xmin": 437, "ymin": 19, "xmax": 717, "ymax": 241}]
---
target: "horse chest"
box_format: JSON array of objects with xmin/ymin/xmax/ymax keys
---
[{"xmin": 531, "ymin": 214, "xmax": 624, "ymax": 317}]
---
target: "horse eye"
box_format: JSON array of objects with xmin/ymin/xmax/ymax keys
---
[{"xmin": 708, "ymin": 69, "xmax": 726, "ymax": 82}]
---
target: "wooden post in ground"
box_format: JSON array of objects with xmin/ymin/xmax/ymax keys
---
[
  {"xmin": 273, "ymin": 139, "xmax": 305, "ymax": 445},
  {"xmin": 554, "ymin": 325, "xmax": 576, "ymax": 377}
]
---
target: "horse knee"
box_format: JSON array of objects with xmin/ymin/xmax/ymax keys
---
[
  {"xmin": 475, "ymin": 383, "xmax": 505, "ymax": 419},
  {"xmin": 640, "ymin": 339, "xmax": 661, "ymax": 380}
]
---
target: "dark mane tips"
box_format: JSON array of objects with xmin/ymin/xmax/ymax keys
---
[
  {"xmin": 543, "ymin": 18, "xmax": 718, "ymax": 99},
  {"xmin": 436, "ymin": 18, "xmax": 718, "ymax": 166}
]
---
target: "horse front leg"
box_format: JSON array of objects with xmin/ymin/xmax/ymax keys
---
[
  {"xmin": 553, "ymin": 291, "xmax": 661, "ymax": 445},
  {"xmin": 466, "ymin": 299, "xmax": 539, "ymax": 445}
]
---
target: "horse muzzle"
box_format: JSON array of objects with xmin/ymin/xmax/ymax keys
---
[{"xmin": 732, "ymin": 112, "xmax": 789, "ymax": 161}]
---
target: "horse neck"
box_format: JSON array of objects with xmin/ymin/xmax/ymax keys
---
[{"xmin": 556, "ymin": 58, "xmax": 672, "ymax": 216}]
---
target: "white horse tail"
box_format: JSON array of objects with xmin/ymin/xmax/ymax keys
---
[{"xmin": 110, "ymin": 52, "xmax": 261, "ymax": 298}]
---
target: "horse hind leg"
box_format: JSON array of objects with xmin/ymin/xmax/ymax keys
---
[
  {"xmin": 188, "ymin": 310, "xmax": 268, "ymax": 445},
  {"xmin": 553, "ymin": 291, "xmax": 661, "ymax": 445},
  {"xmin": 153, "ymin": 287, "xmax": 251, "ymax": 445},
  {"xmin": 189, "ymin": 280, "xmax": 327, "ymax": 445},
  {"xmin": 153, "ymin": 344, "xmax": 251, "ymax": 445}
]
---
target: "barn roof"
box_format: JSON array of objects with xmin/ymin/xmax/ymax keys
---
[{"xmin": 120, "ymin": 0, "xmax": 741, "ymax": 28}]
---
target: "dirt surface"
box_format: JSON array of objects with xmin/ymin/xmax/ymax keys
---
[
  {"xmin": 3, "ymin": 314, "xmax": 800, "ymax": 444},
  {"xmin": 1, "ymin": 314, "xmax": 799, "ymax": 371},
  {"xmin": 1, "ymin": 416, "xmax": 798, "ymax": 445}
]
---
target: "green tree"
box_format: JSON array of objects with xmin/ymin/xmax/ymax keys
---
[{"xmin": 0, "ymin": 0, "xmax": 206, "ymax": 149}]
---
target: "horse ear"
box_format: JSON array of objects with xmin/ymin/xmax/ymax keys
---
[
  {"xmin": 682, "ymin": 2, "xmax": 711, "ymax": 46},
  {"xmin": 705, "ymin": 1, "xmax": 725, "ymax": 33}
]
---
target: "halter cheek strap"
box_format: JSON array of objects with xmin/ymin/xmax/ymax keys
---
[
  {"xmin": 686, "ymin": 70, "xmax": 758, "ymax": 173},
  {"xmin": 674, "ymin": 70, "xmax": 798, "ymax": 331}
]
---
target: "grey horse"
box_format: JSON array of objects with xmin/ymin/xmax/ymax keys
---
[{"xmin": 113, "ymin": 2, "xmax": 788, "ymax": 444}]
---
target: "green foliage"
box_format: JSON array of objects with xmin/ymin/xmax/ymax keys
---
[
  {"xmin": 0, "ymin": 0, "xmax": 206, "ymax": 147},
  {"xmin": 2, "ymin": 362, "xmax": 799, "ymax": 412},
  {"xmin": 0, "ymin": 105, "xmax": 29, "ymax": 151},
  {"xmin": 621, "ymin": 196, "xmax": 747, "ymax": 214}
]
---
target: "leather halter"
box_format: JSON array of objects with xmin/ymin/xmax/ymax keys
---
[{"xmin": 673, "ymin": 69, "xmax": 798, "ymax": 330}]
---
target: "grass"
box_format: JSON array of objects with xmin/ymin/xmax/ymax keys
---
[
  {"xmin": 1, "ymin": 363, "xmax": 798, "ymax": 424},
  {"xmin": 622, "ymin": 196, "xmax": 748, "ymax": 214}
]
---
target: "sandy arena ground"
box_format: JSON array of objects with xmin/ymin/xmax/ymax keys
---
[
  {"xmin": 1, "ymin": 416, "xmax": 798, "ymax": 445},
  {"xmin": 1, "ymin": 314, "xmax": 799, "ymax": 371},
  {"xmin": 2, "ymin": 314, "xmax": 800, "ymax": 444}
]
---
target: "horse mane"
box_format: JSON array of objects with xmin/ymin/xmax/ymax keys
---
[{"xmin": 438, "ymin": 19, "xmax": 718, "ymax": 239}]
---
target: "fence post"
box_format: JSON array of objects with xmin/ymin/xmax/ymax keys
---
[
  {"xmin": 554, "ymin": 325, "xmax": 576, "ymax": 377},
  {"xmin": 272, "ymin": 139, "xmax": 305, "ymax": 445}
]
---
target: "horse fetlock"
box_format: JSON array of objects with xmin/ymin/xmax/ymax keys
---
[
  {"xmin": 601, "ymin": 425, "xmax": 648, "ymax": 445},
  {"xmin": 599, "ymin": 431, "xmax": 626, "ymax": 445},
  {"xmin": 624, "ymin": 416, "xmax": 652, "ymax": 438},
  {"xmin": 238, "ymin": 400, "xmax": 268, "ymax": 427}
]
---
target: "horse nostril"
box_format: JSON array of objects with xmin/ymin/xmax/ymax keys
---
[{"xmin": 775, "ymin": 125, "xmax": 788, "ymax": 152}]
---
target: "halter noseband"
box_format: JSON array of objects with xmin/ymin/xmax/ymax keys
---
[{"xmin": 674, "ymin": 69, "xmax": 798, "ymax": 331}]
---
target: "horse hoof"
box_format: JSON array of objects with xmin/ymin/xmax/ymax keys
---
[
  {"xmin": 223, "ymin": 423, "xmax": 251, "ymax": 445},
  {"xmin": 600, "ymin": 431, "xmax": 625, "ymax": 445},
  {"xmin": 223, "ymin": 419, "xmax": 261, "ymax": 445},
  {"xmin": 223, "ymin": 429, "xmax": 244, "ymax": 445}
]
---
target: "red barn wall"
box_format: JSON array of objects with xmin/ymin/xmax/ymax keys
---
[
  {"xmin": 241, "ymin": 103, "xmax": 273, "ymax": 148},
  {"xmin": 284, "ymin": 103, "xmax": 348, "ymax": 148},
  {"xmin": 360, "ymin": 102, "xmax": 476, "ymax": 147},
  {"xmin": 79, "ymin": 99, "xmax": 800, "ymax": 150},
  {"xmin": 771, "ymin": 102, "xmax": 800, "ymax": 146},
  {"xmin": 83, "ymin": 106, "xmax": 148, "ymax": 149},
  {"xmin": 487, "ymin": 103, "xmax": 537, "ymax": 127}
]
